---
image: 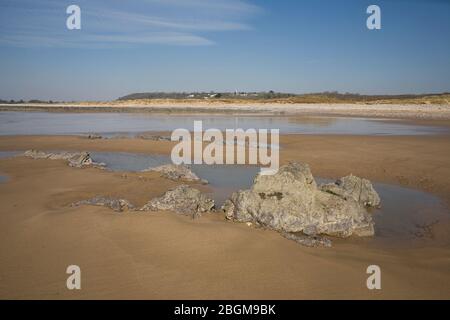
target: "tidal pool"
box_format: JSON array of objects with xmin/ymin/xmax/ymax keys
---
[
  {"xmin": 0, "ymin": 151, "xmax": 20, "ymax": 159},
  {"xmin": 89, "ymin": 152, "xmax": 169, "ymax": 172},
  {"xmin": 88, "ymin": 151, "xmax": 450, "ymax": 244},
  {"xmin": 88, "ymin": 151, "xmax": 259, "ymax": 206},
  {"xmin": 0, "ymin": 111, "xmax": 447, "ymax": 136}
]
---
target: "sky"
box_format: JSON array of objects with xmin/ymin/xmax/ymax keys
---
[{"xmin": 0, "ymin": 0, "xmax": 449, "ymax": 101}]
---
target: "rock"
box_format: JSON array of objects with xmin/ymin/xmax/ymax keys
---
[
  {"xmin": 67, "ymin": 152, "xmax": 93, "ymax": 167},
  {"xmin": 222, "ymin": 162, "xmax": 378, "ymax": 246},
  {"xmin": 23, "ymin": 149, "xmax": 102, "ymax": 168},
  {"xmin": 135, "ymin": 133, "xmax": 171, "ymax": 141},
  {"xmin": 85, "ymin": 134, "xmax": 102, "ymax": 139},
  {"xmin": 72, "ymin": 196, "xmax": 135, "ymax": 212},
  {"xmin": 144, "ymin": 164, "xmax": 208, "ymax": 184},
  {"xmin": 320, "ymin": 174, "xmax": 381, "ymax": 208},
  {"xmin": 141, "ymin": 185, "xmax": 214, "ymax": 218},
  {"xmin": 281, "ymin": 232, "xmax": 332, "ymax": 248}
]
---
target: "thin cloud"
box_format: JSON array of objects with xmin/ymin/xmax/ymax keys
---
[
  {"xmin": 97, "ymin": 10, "xmax": 252, "ymax": 32},
  {"xmin": 145, "ymin": 0, "xmax": 262, "ymax": 15},
  {"xmin": 0, "ymin": 0, "xmax": 260, "ymax": 47}
]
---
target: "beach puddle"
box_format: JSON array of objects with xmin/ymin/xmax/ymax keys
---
[
  {"xmin": 190, "ymin": 164, "xmax": 260, "ymax": 205},
  {"xmin": 0, "ymin": 111, "xmax": 447, "ymax": 136},
  {"xmin": 88, "ymin": 151, "xmax": 450, "ymax": 245},
  {"xmin": 0, "ymin": 151, "xmax": 20, "ymax": 159},
  {"xmin": 0, "ymin": 175, "xmax": 8, "ymax": 183},
  {"xmin": 88, "ymin": 151, "xmax": 259, "ymax": 205},
  {"xmin": 370, "ymin": 183, "xmax": 449, "ymax": 245},
  {"xmin": 316, "ymin": 178, "xmax": 450, "ymax": 245},
  {"xmin": 89, "ymin": 152, "xmax": 169, "ymax": 172}
]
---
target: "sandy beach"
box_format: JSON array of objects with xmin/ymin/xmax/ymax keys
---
[
  {"xmin": 2, "ymin": 0, "xmax": 450, "ymax": 306},
  {"xmin": 2, "ymin": 102, "xmax": 450, "ymax": 120},
  {"xmin": 1, "ymin": 126, "xmax": 450, "ymax": 299}
]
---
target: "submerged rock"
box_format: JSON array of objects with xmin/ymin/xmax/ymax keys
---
[
  {"xmin": 222, "ymin": 162, "xmax": 380, "ymax": 246},
  {"xmin": 23, "ymin": 149, "xmax": 99, "ymax": 168},
  {"xmin": 141, "ymin": 185, "xmax": 214, "ymax": 218},
  {"xmin": 72, "ymin": 196, "xmax": 135, "ymax": 212},
  {"xmin": 145, "ymin": 164, "xmax": 208, "ymax": 184}
]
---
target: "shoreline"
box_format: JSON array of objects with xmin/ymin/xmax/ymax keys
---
[{"xmin": 2, "ymin": 102, "xmax": 450, "ymax": 120}]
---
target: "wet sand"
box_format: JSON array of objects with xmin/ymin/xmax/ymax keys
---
[
  {"xmin": 1, "ymin": 132, "xmax": 450, "ymax": 299},
  {"xmin": 1, "ymin": 133, "xmax": 450, "ymax": 204}
]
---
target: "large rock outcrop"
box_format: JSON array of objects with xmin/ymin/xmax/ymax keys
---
[
  {"xmin": 141, "ymin": 185, "xmax": 214, "ymax": 218},
  {"xmin": 222, "ymin": 162, "xmax": 380, "ymax": 246},
  {"xmin": 23, "ymin": 149, "xmax": 101, "ymax": 168},
  {"xmin": 144, "ymin": 164, "xmax": 208, "ymax": 184}
]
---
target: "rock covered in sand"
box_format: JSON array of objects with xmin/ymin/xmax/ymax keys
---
[
  {"xmin": 72, "ymin": 196, "xmax": 135, "ymax": 212},
  {"xmin": 222, "ymin": 162, "xmax": 380, "ymax": 246},
  {"xmin": 144, "ymin": 164, "xmax": 208, "ymax": 184},
  {"xmin": 135, "ymin": 133, "xmax": 171, "ymax": 141},
  {"xmin": 23, "ymin": 149, "xmax": 99, "ymax": 168},
  {"xmin": 141, "ymin": 185, "xmax": 214, "ymax": 218}
]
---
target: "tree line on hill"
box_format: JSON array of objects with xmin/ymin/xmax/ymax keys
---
[{"xmin": 117, "ymin": 91, "xmax": 450, "ymax": 102}]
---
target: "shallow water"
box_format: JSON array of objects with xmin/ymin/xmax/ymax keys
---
[
  {"xmin": 88, "ymin": 151, "xmax": 259, "ymax": 205},
  {"xmin": 87, "ymin": 151, "xmax": 450, "ymax": 244},
  {"xmin": 316, "ymin": 178, "xmax": 449, "ymax": 244},
  {"xmin": 0, "ymin": 175, "xmax": 7, "ymax": 183},
  {"xmin": 0, "ymin": 151, "xmax": 20, "ymax": 159},
  {"xmin": 191, "ymin": 164, "xmax": 260, "ymax": 205},
  {"xmin": 0, "ymin": 111, "xmax": 447, "ymax": 136},
  {"xmin": 89, "ymin": 152, "xmax": 169, "ymax": 172}
]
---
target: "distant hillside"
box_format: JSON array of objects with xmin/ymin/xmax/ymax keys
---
[
  {"xmin": 117, "ymin": 91, "xmax": 450, "ymax": 104},
  {"xmin": 117, "ymin": 91, "xmax": 294, "ymax": 100}
]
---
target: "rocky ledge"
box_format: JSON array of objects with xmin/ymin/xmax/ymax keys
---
[
  {"xmin": 135, "ymin": 133, "xmax": 171, "ymax": 141},
  {"xmin": 221, "ymin": 162, "xmax": 380, "ymax": 247},
  {"xmin": 71, "ymin": 196, "xmax": 135, "ymax": 212},
  {"xmin": 23, "ymin": 149, "xmax": 104, "ymax": 168},
  {"xmin": 144, "ymin": 164, "xmax": 208, "ymax": 184},
  {"xmin": 72, "ymin": 185, "xmax": 215, "ymax": 218},
  {"xmin": 141, "ymin": 185, "xmax": 215, "ymax": 218}
]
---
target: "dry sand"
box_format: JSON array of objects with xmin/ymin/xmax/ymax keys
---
[
  {"xmin": 2, "ymin": 102, "xmax": 450, "ymax": 120},
  {"xmin": 1, "ymin": 132, "xmax": 450, "ymax": 299}
]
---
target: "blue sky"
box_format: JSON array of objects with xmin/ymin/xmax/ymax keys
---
[{"xmin": 0, "ymin": 0, "xmax": 449, "ymax": 101}]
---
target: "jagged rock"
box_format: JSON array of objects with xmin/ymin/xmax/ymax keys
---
[
  {"xmin": 320, "ymin": 174, "xmax": 381, "ymax": 208},
  {"xmin": 281, "ymin": 232, "xmax": 332, "ymax": 248},
  {"xmin": 222, "ymin": 162, "xmax": 379, "ymax": 245},
  {"xmin": 72, "ymin": 196, "xmax": 135, "ymax": 212},
  {"xmin": 144, "ymin": 164, "xmax": 208, "ymax": 184},
  {"xmin": 141, "ymin": 185, "xmax": 214, "ymax": 218},
  {"xmin": 23, "ymin": 149, "xmax": 100, "ymax": 168}
]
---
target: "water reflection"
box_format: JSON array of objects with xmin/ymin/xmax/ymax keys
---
[{"xmin": 0, "ymin": 112, "xmax": 447, "ymax": 136}]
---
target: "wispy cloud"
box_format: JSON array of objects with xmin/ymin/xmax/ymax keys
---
[
  {"xmin": 0, "ymin": 0, "xmax": 260, "ymax": 47},
  {"xmin": 145, "ymin": 0, "xmax": 262, "ymax": 15}
]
